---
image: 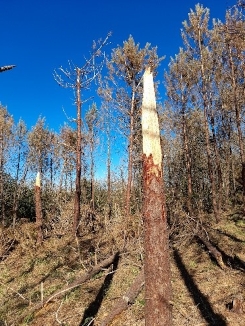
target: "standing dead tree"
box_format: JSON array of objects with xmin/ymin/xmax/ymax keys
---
[
  {"xmin": 142, "ymin": 67, "xmax": 172, "ymax": 325},
  {"xmin": 35, "ymin": 172, "xmax": 43, "ymax": 243},
  {"xmin": 54, "ymin": 33, "xmax": 111, "ymax": 235}
]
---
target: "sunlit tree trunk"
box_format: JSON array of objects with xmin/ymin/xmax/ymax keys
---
[{"xmin": 142, "ymin": 67, "xmax": 172, "ymax": 325}]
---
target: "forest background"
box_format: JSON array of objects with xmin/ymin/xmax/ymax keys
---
[
  {"xmin": 1, "ymin": 1, "xmax": 245, "ymax": 325},
  {"xmin": 0, "ymin": 0, "xmax": 245, "ymax": 226}
]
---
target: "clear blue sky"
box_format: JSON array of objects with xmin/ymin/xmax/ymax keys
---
[{"xmin": 0, "ymin": 0, "xmax": 234, "ymax": 132}]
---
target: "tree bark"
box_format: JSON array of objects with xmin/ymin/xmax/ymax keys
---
[{"xmin": 142, "ymin": 67, "xmax": 172, "ymax": 325}]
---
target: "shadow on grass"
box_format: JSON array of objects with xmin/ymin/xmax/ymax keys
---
[
  {"xmin": 215, "ymin": 228, "xmax": 244, "ymax": 243},
  {"xmin": 173, "ymin": 249, "xmax": 227, "ymax": 326},
  {"xmin": 79, "ymin": 252, "xmax": 120, "ymax": 326}
]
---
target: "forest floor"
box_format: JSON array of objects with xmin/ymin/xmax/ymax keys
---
[{"xmin": 0, "ymin": 208, "xmax": 244, "ymax": 326}]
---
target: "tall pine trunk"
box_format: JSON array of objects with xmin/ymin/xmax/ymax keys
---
[
  {"xmin": 198, "ymin": 27, "xmax": 220, "ymax": 221},
  {"xmin": 74, "ymin": 68, "xmax": 82, "ymax": 235},
  {"xmin": 227, "ymin": 44, "xmax": 245, "ymax": 213},
  {"xmin": 181, "ymin": 101, "xmax": 193, "ymax": 214},
  {"xmin": 142, "ymin": 67, "xmax": 172, "ymax": 325}
]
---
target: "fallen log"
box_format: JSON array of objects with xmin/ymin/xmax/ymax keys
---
[
  {"xmin": 98, "ymin": 269, "xmax": 144, "ymax": 326},
  {"xmin": 196, "ymin": 233, "xmax": 226, "ymax": 270},
  {"xmin": 18, "ymin": 252, "xmax": 119, "ymax": 323},
  {"xmin": 46, "ymin": 252, "xmax": 119, "ymax": 305}
]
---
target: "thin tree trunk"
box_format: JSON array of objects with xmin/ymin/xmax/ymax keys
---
[
  {"xmin": 107, "ymin": 128, "xmax": 112, "ymax": 219},
  {"xmin": 142, "ymin": 67, "xmax": 172, "ymax": 325},
  {"xmin": 181, "ymin": 100, "xmax": 193, "ymax": 214},
  {"xmin": 74, "ymin": 68, "xmax": 82, "ymax": 235},
  {"xmin": 12, "ymin": 142, "xmax": 21, "ymax": 228},
  {"xmin": 35, "ymin": 172, "xmax": 43, "ymax": 244},
  {"xmin": 198, "ymin": 27, "xmax": 219, "ymax": 221},
  {"xmin": 0, "ymin": 129, "xmax": 5, "ymax": 226},
  {"xmin": 210, "ymin": 111, "xmax": 223, "ymax": 209},
  {"xmin": 13, "ymin": 167, "xmax": 28, "ymax": 228},
  {"xmin": 228, "ymin": 43, "xmax": 245, "ymax": 213},
  {"xmin": 90, "ymin": 141, "xmax": 95, "ymax": 211},
  {"xmin": 125, "ymin": 83, "xmax": 136, "ymax": 218}
]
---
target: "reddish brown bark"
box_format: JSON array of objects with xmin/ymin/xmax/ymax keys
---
[{"xmin": 143, "ymin": 154, "xmax": 172, "ymax": 325}]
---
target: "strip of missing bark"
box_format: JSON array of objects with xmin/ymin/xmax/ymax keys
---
[{"xmin": 142, "ymin": 66, "xmax": 162, "ymax": 169}]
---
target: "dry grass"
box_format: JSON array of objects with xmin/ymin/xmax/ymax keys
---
[{"xmin": 0, "ymin": 210, "xmax": 244, "ymax": 325}]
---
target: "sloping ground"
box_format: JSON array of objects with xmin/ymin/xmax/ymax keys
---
[{"xmin": 0, "ymin": 212, "xmax": 244, "ymax": 326}]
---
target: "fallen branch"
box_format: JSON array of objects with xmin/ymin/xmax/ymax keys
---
[
  {"xmin": 98, "ymin": 269, "xmax": 144, "ymax": 326},
  {"xmin": 46, "ymin": 252, "xmax": 119, "ymax": 306},
  {"xmin": 196, "ymin": 233, "xmax": 226, "ymax": 270},
  {"xmin": 18, "ymin": 252, "xmax": 119, "ymax": 323},
  {"xmin": 0, "ymin": 281, "xmax": 28, "ymax": 302}
]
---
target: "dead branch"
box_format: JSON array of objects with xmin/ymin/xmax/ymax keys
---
[
  {"xmin": 0, "ymin": 281, "xmax": 28, "ymax": 302},
  {"xmin": 196, "ymin": 233, "xmax": 226, "ymax": 270},
  {"xmin": 98, "ymin": 269, "xmax": 144, "ymax": 326},
  {"xmin": 45, "ymin": 252, "xmax": 119, "ymax": 306},
  {"xmin": 17, "ymin": 252, "xmax": 119, "ymax": 324}
]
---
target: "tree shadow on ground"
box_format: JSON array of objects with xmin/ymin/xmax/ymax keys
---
[
  {"xmin": 214, "ymin": 228, "xmax": 244, "ymax": 243},
  {"xmin": 173, "ymin": 249, "xmax": 227, "ymax": 326},
  {"xmin": 79, "ymin": 252, "xmax": 120, "ymax": 326}
]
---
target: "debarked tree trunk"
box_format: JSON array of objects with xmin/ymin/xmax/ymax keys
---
[{"xmin": 142, "ymin": 67, "xmax": 172, "ymax": 325}]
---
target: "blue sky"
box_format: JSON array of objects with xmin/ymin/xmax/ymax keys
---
[
  {"xmin": 0, "ymin": 0, "xmax": 234, "ymax": 129},
  {"xmin": 0, "ymin": 0, "xmax": 235, "ymax": 177}
]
